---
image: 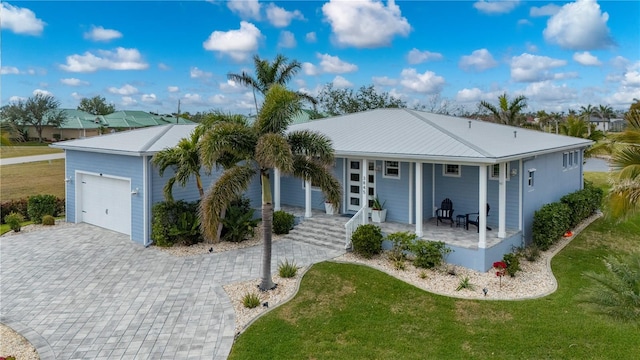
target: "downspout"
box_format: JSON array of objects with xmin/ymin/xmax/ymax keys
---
[{"xmin": 143, "ymin": 155, "xmax": 150, "ymax": 247}]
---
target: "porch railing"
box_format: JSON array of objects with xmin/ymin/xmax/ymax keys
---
[{"xmin": 344, "ymin": 206, "xmax": 367, "ymax": 250}]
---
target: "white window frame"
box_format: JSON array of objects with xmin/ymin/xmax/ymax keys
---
[
  {"xmin": 383, "ymin": 161, "xmax": 400, "ymax": 179},
  {"xmin": 573, "ymin": 151, "xmax": 579, "ymax": 168},
  {"xmin": 443, "ymin": 164, "xmax": 461, "ymax": 177},
  {"xmin": 489, "ymin": 163, "xmax": 510, "ymax": 181},
  {"xmin": 527, "ymin": 168, "xmax": 536, "ymax": 189},
  {"xmin": 302, "ymin": 179, "xmax": 321, "ymax": 191},
  {"xmin": 562, "ymin": 152, "xmax": 568, "ymax": 169}
]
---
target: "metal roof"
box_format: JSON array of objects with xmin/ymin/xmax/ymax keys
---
[
  {"xmin": 288, "ymin": 109, "xmax": 593, "ymax": 164},
  {"xmin": 50, "ymin": 124, "xmax": 198, "ymax": 156}
]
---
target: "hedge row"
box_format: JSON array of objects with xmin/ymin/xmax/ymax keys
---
[
  {"xmin": 532, "ymin": 183, "xmax": 603, "ymax": 250},
  {"xmin": 1, "ymin": 196, "xmax": 65, "ymax": 224}
]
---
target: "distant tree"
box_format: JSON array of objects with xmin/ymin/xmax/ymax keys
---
[
  {"xmin": 597, "ymin": 104, "xmax": 615, "ymax": 121},
  {"xmin": 1, "ymin": 94, "xmax": 65, "ymax": 142},
  {"xmin": 414, "ymin": 93, "xmax": 463, "ymax": 116},
  {"xmin": 607, "ymin": 105, "xmax": 640, "ymax": 219},
  {"xmin": 317, "ymin": 83, "xmax": 406, "ymax": 116},
  {"xmin": 77, "ymin": 95, "xmax": 116, "ymax": 115},
  {"xmin": 478, "ymin": 93, "xmax": 528, "ymax": 126}
]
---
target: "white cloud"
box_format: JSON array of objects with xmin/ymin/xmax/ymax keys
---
[
  {"xmin": 605, "ymin": 87, "xmax": 640, "ymax": 106},
  {"xmin": 158, "ymin": 63, "xmax": 170, "ymax": 71},
  {"xmin": 407, "ymin": 48, "xmax": 443, "ymax": 65},
  {"xmin": 302, "ymin": 62, "xmax": 319, "ymax": 76},
  {"xmin": 278, "ymin": 31, "xmax": 296, "ymax": 48},
  {"xmin": 456, "ymin": 88, "xmax": 486, "ymax": 103},
  {"xmin": 553, "ymin": 72, "xmax": 579, "ymax": 80},
  {"xmin": 227, "ymin": 0, "xmax": 261, "ymax": 20},
  {"xmin": 332, "ymin": 76, "xmax": 353, "ymax": 88},
  {"xmin": 60, "ymin": 78, "xmax": 89, "ymax": 86},
  {"xmin": 167, "ymin": 86, "xmax": 179, "ymax": 93},
  {"xmin": 611, "ymin": 56, "xmax": 630, "ymax": 69},
  {"xmin": 530, "ymin": 4, "xmax": 561, "ymax": 17},
  {"xmin": 33, "ymin": 89, "xmax": 53, "ymax": 97},
  {"xmin": 70, "ymin": 92, "xmax": 83, "ymax": 100},
  {"xmin": 202, "ymin": 21, "xmax": 262, "ymax": 61},
  {"xmin": 622, "ymin": 71, "xmax": 640, "ymax": 87},
  {"xmin": 318, "ymin": 53, "xmax": 358, "ymax": 74},
  {"xmin": 141, "ymin": 93, "xmax": 158, "ymax": 103},
  {"xmin": 518, "ymin": 19, "xmax": 532, "ymax": 26},
  {"xmin": 510, "ymin": 53, "xmax": 567, "ymax": 82},
  {"xmin": 121, "ymin": 96, "xmax": 137, "ymax": 107},
  {"xmin": 9, "ymin": 96, "xmax": 27, "ymax": 103},
  {"xmin": 305, "ymin": 32, "xmax": 317, "ymax": 43},
  {"xmin": 0, "ymin": 3, "xmax": 45, "ymax": 35},
  {"xmin": 399, "ymin": 68, "xmax": 445, "ymax": 94},
  {"xmin": 573, "ymin": 51, "xmax": 601, "ymax": 66},
  {"xmin": 543, "ymin": 0, "xmax": 613, "ymax": 50},
  {"xmin": 322, "ymin": 0, "xmax": 411, "ymax": 48},
  {"xmin": 266, "ymin": 3, "xmax": 304, "ymax": 27},
  {"xmin": 108, "ymin": 84, "xmax": 138, "ymax": 95},
  {"xmin": 182, "ymin": 93, "xmax": 204, "ymax": 105},
  {"xmin": 190, "ymin": 67, "xmax": 212, "ymax": 79},
  {"xmin": 473, "ymin": 0, "xmax": 520, "ymax": 14},
  {"xmin": 219, "ymin": 79, "xmax": 245, "ymax": 93},
  {"xmin": 84, "ymin": 26, "xmax": 123, "ymax": 42},
  {"xmin": 60, "ymin": 47, "xmax": 148, "ymax": 72},
  {"xmin": 210, "ymin": 94, "xmax": 227, "ymax": 105},
  {"xmin": 522, "ymin": 81, "xmax": 577, "ymax": 102},
  {"xmin": 459, "ymin": 49, "xmax": 498, "ymax": 72},
  {"xmin": 0, "ymin": 66, "xmax": 20, "ymax": 75},
  {"xmin": 372, "ymin": 76, "xmax": 398, "ymax": 86},
  {"xmin": 526, "ymin": 42, "xmax": 538, "ymax": 53}
]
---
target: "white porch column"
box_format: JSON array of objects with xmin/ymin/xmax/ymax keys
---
[
  {"xmin": 498, "ymin": 162, "xmax": 506, "ymax": 238},
  {"xmin": 305, "ymin": 179, "xmax": 312, "ymax": 218},
  {"xmin": 274, "ymin": 168, "xmax": 281, "ymax": 211},
  {"xmin": 431, "ymin": 164, "xmax": 436, "ymax": 217},
  {"xmin": 361, "ymin": 158, "xmax": 368, "ymax": 224},
  {"xmin": 415, "ymin": 162, "xmax": 423, "ymax": 237},
  {"xmin": 408, "ymin": 162, "xmax": 414, "ymax": 225},
  {"xmin": 478, "ymin": 165, "xmax": 487, "ymax": 248}
]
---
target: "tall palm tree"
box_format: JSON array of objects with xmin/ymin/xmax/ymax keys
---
[
  {"xmin": 152, "ymin": 131, "xmax": 207, "ymax": 201},
  {"xmin": 227, "ymin": 54, "xmax": 316, "ymax": 115},
  {"xmin": 559, "ymin": 115, "xmax": 589, "ymax": 138},
  {"xmin": 479, "ymin": 93, "xmax": 528, "ymax": 126},
  {"xmin": 597, "ymin": 104, "xmax": 615, "ymax": 121},
  {"xmin": 199, "ymin": 85, "xmax": 341, "ymax": 290},
  {"xmin": 608, "ymin": 108, "xmax": 640, "ymax": 219}
]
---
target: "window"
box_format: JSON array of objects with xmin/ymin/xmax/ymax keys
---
[
  {"xmin": 302, "ymin": 178, "xmax": 320, "ymax": 191},
  {"xmin": 489, "ymin": 163, "xmax": 510, "ymax": 181},
  {"xmin": 563, "ymin": 152, "xmax": 568, "ymax": 169},
  {"xmin": 528, "ymin": 169, "xmax": 536, "ymax": 188},
  {"xmin": 443, "ymin": 164, "xmax": 461, "ymax": 177},
  {"xmin": 383, "ymin": 161, "xmax": 400, "ymax": 179},
  {"xmin": 573, "ymin": 151, "xmax": 579, "ymax": 167},
  {"xmin": 568, "ymin": 152, "xmax": 573, "ymax": 167}
]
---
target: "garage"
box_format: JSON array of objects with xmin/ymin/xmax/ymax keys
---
[{"xmin": 77, "ymin": 173, "xmax": 131, "ymax": 235}]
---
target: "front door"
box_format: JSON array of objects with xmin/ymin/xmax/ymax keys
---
[{"xmin": 347, "ymin": 160, "xmax": 376, "ymax": 212}]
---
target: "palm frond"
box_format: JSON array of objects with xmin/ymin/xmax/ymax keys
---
[
  {"xmin": 254, "ymin": 84, "xmax": 302, "ymax": 135},
  {"xmin": 287, "ymin": 130, "xmax": 335, "ymax": 166},
  {"xmin": 291, "ymin": 155, "xmax": 342, "ymax": 206},
  {"xmin": 254, "ymin": 133, "xmax": 294, "ymax": 173},
  {"xmin": 199, "ymin": 164, "xmax": 257, "ymax": 242},
  {"xmin": 199, "ymin": 122, "xmax": 257, "ymax": 171}
]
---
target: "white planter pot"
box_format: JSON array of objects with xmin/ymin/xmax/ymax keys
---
[
  {"xmin": 324, "ymin": 202, "xmax": 336, "ymax": 215},
  {"xmin": 371, "ymin": 209, "xmax": 387, "ymax": 223}
]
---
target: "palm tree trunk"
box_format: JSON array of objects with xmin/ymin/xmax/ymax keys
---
[
  {"xmin": 196, "ymin": 175, "xmax": 204, "ymax": 198},
  {"xmin": 259, "ymin": 171, "xmax": 276, "ymax": 290}
]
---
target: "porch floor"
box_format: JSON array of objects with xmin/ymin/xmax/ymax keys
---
[{"xmin": 279, "ymin": 206, "xmax": 520, "ymax": 250}]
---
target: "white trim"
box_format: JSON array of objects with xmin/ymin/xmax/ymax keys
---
[
  {"xmin": 498, "ymin": 162, "xmax": 506, "ymax": 238},
  {"xmin": 442, "ymin": 164, "xmax": 461, "ymax": 177},
  {"xmin": 415, "ymin": 162, "xmax": 423, "ymax": 237},
  {"xmin": 431, "ymin": 165, "xmax": 435, "ymax": 217},
  {"xmin": 489, "ymin": 163, "xmax": 510, "ymax": 181},
  {"xmin": 408, "ymin": 162, "xmax": 413, "ymax": 225},
  {"xmin": 382, "ymin": 160, "xmax": 400, "ymax": 179},
  {"xmin": 143, "ymin": 156, "xmax": 149, "ymax": 246},
  {"xmin": 478, "ymin": 165, "xmax": 487, "ymax": 248},
  {"xmin": 518, "ymin": 159, "xmax": 523, "ymax": 231},
  {"xmin": 305, "ymin": 179, "xmax": 312, "ymax": 218},
  {"xmin": 527, "ymin": 168, "xmax": 536, "ymax": 190},
  {"xmin": 274, "ymin": 168, "xmax": 281, "ymax": 211}
]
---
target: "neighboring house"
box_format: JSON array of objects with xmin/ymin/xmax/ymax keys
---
[
  {"xmin": 588, "ymin": 115, "xmax": 610, "ymax": 132},
  {"xmin": 52, "ymin": 109, "xmax": 592, "ymax": 271}
]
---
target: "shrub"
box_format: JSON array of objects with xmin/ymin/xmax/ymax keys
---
[
  {"xmin": 222, "ymin": 205, "xmax": 259, "ymax": 242},
  {"xmin": 518, "ymin": 244, "xmax": 541, "ymax": 262},
  {"xmin": 27, "ymin": 194, "xmax": 57, "ymax": 224},
  {"xmin": 242, "ymin": 292, "xmax": 261, "ymax": 309},
  {"xmin": 151, "ymin": 200, "xmax": 201, "ymax": 247},
  {"xmin": 42, "ymin": 215, "xmax": 56, "ymax": 226},
  {"xmin": 351, "ymin": 224, "xmax": 383, "ymax": 259},
  {"xmin": 1, "ymin": 199, "xmax": 29, "ymax": 223},
  {"xmin": 410, "ymin": 240, "xmax": 452, "ymax": 269},
  {"xmin": 4, "ymin": 212, "xmax": 24, "ymax": 232},
  {"xmin": 278, "ymin": 259, "xmax": 299, "ymax": 278},
  {"xmin": 532, "ymin": 202, "xmax": 571, "ymax": 251},
  {"xmin": 386, "ymin": 231, "xmax": 416, "ymax": 262},
  {"xmin": 456, "ymin": 276, "xmax": 475, "ymax": 291},
  {"xmin": 168, "ymin": 211, "xmax": 201, "ymax": 245},
  {"xmin": 503, "ymin": 252, "xmax": 521, "ymax": 277},
  {"xmin": 273, "ymin": 210, "xmax": 295, "ymax": 235}
]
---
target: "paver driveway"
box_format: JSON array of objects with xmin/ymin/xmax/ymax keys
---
[{"xmin": 0, "ymin": 224, "xmax": 343, "ymax": 359}]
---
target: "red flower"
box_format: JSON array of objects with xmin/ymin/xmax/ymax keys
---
[{"xmin": 493, "ymin": 261, "xmax": 507, "ymax": 269}]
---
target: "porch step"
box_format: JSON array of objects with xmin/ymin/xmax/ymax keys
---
[{"xmin": 286, "ymin": 215, "xmax": 347, "ymax": 251}]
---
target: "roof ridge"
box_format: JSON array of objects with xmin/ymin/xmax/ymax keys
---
[
  {"xmin": 404, "ymin": 109, "xmax": 495, "ymax": 158},
  {"xmin": 139, "ymin": 124, "xmax": 175, "ymax": 152}
]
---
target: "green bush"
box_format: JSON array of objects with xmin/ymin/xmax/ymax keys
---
[
  {"xmin": 386, "ymin": 231, "xmax": 416, "ymax": 262},
  {"xmin": 456, "ymin": 276, "xmax": 475, "ymax": 291},
  {"xmin": 351, "ymin": 224, "xmax": 383, "ymax": 259},
  {"xmin": 242, "ymin": 292, "xmax": 261, "ymax": 309},
  {"xmin": 410, "ymin": 240, "xmax": 452, "ymax": 269},
  {"xmin": 222, "ymin": 205, "xmax": 259, "ymax": 242},
  {"xmin": 273, "ymin": 210, "xmax": 295, "ymax": 235},
  {"xmin": 278, "ymin": 259, "xmax": 299, "ymax": 278},
  {"xmin": 532, "ymin": 202, "xmax": 571, "ymax": 251},
  {"xmin": 4, "ymin": 212, "xmax": 24, "ymax": 232},
  {"xmin": 503, "ymin": 252, "xmax": 521, "ymax": 277},
  {"xmin": 27, "ymin": 194, "xmax": 57, "ymax": 224},
  {"xmin": 41, "ymin": 215, "xmax": 56, "ymax": 226},
  {"xmin": 151, "ymin": 200, "xmax": 201, "ymax": 247},
  {"xmin": 168, "ymin": 211, "xmax": 201, "ymax": 245},
  {"xmin": 561, "ymin": 183, "xmax": 603, "ymax": 228}
]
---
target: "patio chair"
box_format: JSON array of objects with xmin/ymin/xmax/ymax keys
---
[
  {"xmin": 466, "ymin": 203, "xmax": 492, "ymax": 232},
  {"xmin": 436, "ymin": 198, "xmax": 454, "ymax": 227}
]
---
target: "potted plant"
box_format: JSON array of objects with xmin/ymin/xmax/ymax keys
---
[
  {"xmin": 324, "ymin": 200, "xmax": 337, "ymax": 215},
  {"xmin": 371, "ymin": 196, "xmax": 387, "ymax": 223}
]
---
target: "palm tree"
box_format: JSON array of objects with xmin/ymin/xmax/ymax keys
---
[
  {"xmin": 152, "ymin": 131, "xmax": 207, "ymax": 201},
  {"xmin": 608, "ymin": 108, "xmax": 640, "ymax": 219},
  {"xmin": 199, "ymin": 85, "xmax": 341, "ymax": 290},
  {"xmin": 227, "ymin": 54, "xmax": 316, "ymax": 114},
  {"xmin": 559, "ymin": 115, "xmax": 589, "ymax": 138},
  {"xmin": 479, "ymin": 93, "xmax": 528, "ymax": 126}
]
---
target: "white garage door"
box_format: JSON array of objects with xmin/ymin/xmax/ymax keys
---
[{"xmin": 78, "ymin": 173, "xmax": 131, "ymax": 235}]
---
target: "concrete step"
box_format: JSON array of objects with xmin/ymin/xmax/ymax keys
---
[{"xmin": 285, "ymin": 216, "xmax": 348, "ymax": 250}]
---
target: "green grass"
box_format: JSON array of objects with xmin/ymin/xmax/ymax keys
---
[
  {"xmin": 230, "ymin": 213, "xmax": 640, "ymax": 359},
  {"xmin": 0, "ymin": 220, "xmax": 34, "ymax": 235},
  {"xmin": 0, "ymin": 145, "xmax": 63, "ymax": 159},
  {"xmin": 0, "ymin": 160, "xmax": 65, "ymax": 201},
  {"xmin": 584, "ymin": 171, "xmax": 611, "ymax": 193}
]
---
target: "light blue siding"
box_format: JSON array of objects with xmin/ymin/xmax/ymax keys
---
[
  {"xmin": 375, "ymin": 160, "xmax": 411, "ymax": 223},
  {"xmin": 278, "ymin": 160, "xmax": 344, "ymax": 211},
  {"xmin": 149, "ymin": 162, "xmax": 222, "ymax": 205}
]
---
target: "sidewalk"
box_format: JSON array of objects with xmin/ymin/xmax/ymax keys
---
[{"xmin": 0, "ymin": 153, "xmax": 65, "ymax": 166}]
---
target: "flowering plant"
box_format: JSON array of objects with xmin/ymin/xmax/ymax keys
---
[{"xmin": 493, "ymin": 261, "xmax": 507, "ymax": 289}]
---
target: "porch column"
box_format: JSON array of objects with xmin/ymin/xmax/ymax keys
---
[
  {"xmin": 361, "ymin": 158, "xmax": 368, "ymax": 224},
  {"xmin": 305, "ymin": 179, "xmax": 312, "ymax": 218},
  {"xmin": 415, "ymin": 162, "xmax": 423, "ymax": 237},
  {"xmin": 478, "ymin": 165, "xmax": 487, "ymax": 248},
  {"xmin": 408, "ymin": 162, "xmax": 413, "ymax": 224},
  {"xmin": 274, "ymin": 168, "xmax": 281, "ymax": 211},
  {"xmin": 498, "ymin": 162, "xmax": 506, "ymax": 238}
]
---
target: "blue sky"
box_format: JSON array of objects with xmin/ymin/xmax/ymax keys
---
[{"xmin": 2, "ymin": 0, "xmax": 639, "ymax": 115}]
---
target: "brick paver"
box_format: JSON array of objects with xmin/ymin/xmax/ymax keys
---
[{"xmin": 1, "ymin": 223, "xmax": 343, "ymax": 359}]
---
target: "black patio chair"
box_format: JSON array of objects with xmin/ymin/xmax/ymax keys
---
[
  {"xmin": 466, "ymin": 203, "xmax": 492, "ymax": 232},
  {"xmin": 436, "ymin": 198, "xmax": 454, "ymax": 227}
]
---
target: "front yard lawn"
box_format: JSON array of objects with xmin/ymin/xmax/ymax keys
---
[
  {"xmin": 230, "ymin": 212, "xmax": 640, "ymax": 359},
  {"xmin": 0, "ymin": 145, "xmax": 63, "ymax": 159},
  {"xmin": 0, "ymin": 160, "xmax": 65, "ymax": 200}
]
